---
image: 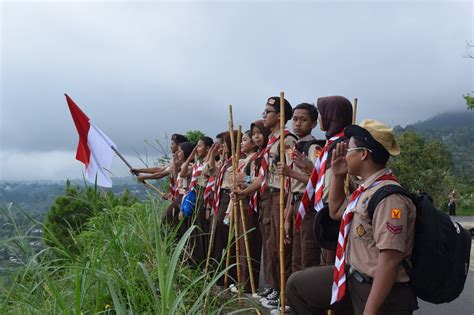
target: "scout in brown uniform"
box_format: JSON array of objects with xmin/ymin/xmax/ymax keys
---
[
  {"xmin": 242, "ymin": 97, "xmax": 297, "ymax": 308},
  {"xmin": 205, "ymin": 132, "xmax": 236, "ymax": 285},
  {"xmin": 286, "ymin": 119, "xmax": 418, "ymax": 315},
  {"xmin": 234, "ymin": 120, "xmax": 271, "ymax": 293},
  {"xmin": 231, "ymin": 130, "xmax": 263, "ymax": 293},
  {"xmin": 179, "ymin": 136, "xmax": 214, "ymax": 267},
  {"xmin": 277, "ymin": 103, "xmax": 323, "ymax": 274}
]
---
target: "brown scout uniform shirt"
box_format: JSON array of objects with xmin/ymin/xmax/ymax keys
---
[
  {"xmin": 177, "ymin": 164, "xmax": 193, "ymax": 195},
  {"xmin": 345, "ymin": 168, "xmax": 416, "ymax": 282},
  {"xmin": 267, "ymin": 131, "xmax": 297, "ymax": 189}
]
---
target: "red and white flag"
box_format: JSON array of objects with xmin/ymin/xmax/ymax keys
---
[{"xmin": 66, "ymin": 94, "xmax": 116, "ymax": 187}]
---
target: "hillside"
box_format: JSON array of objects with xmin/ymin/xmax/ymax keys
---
[{"xmin": 395, "ymin": 110, "xmax": 474, "ymax": 182}]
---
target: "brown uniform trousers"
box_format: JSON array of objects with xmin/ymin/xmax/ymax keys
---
[
  {"xmin": 287, "ymin": 265, "xmax": 418, "ymax": 315},
  {"xmin": 184, "ymin": 187, "xmax": 209, "ymax": 268},
  {"xmin": 210, "ymin": 190, "xmax": 238, "ymax": 286},
  {"xmin": 262, "ymin": 188, "xmax": 292, "ymax": 289},
  {"xmin": 291, "ymin": 197, "xmax": 321, "ymax": 273},
  {"xmin": 163, "ymin": 195, "xmax": 181, "ymax": 228},
  {"xmin": 235, "ymin": 197, "xmax": 261, "ymax": 292}
]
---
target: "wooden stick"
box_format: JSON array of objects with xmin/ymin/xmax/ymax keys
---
[
  {"xmin": 279, "ymin": 92, "xmax": 286, "ymax": 315},
  {"xmin": 204, "ymin": 213, "xmax": 216, "ymax": 273},
  {"xmin": 344, "ymin": 97, "xmax": 358, "ymax": 195},
  {"xmin": 228, "ymin": 107, "xmax": 242, "ymax": 299},
  {"xmin": 223, "ymin": 200, "xmax": 234, "ymax": 288},
  {"xmin": 235, "ymin": 125, "xmax": 257, "ymax": 296}
]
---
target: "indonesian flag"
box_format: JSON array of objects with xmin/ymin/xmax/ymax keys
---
[{"xmin": 65, "ymin": 94, "xmax": 116, "ymax": 187}]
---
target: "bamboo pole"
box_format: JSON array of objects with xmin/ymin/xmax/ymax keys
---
[
  {"xmin": 228, "ymin": 106, "xmax": 242, "ymax": 299},
  {"xmin": 344, "ymin": 97, "xmax": 358, "ymax": 195},
  {"xmin": 235, "ymin": 125, "xmax": 258, "ymax": 296},
  {"xmin": 279, "ymin": 92, "xmax": 286, "ymax": 315},
  {"xmin": 204, "ymin": 213, "xmax": 216, "ymax": 273}
]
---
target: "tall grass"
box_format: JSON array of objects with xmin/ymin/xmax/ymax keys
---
[{"xmin": 0, "ymin": 192, "xmax": 259, "ymax": 314}]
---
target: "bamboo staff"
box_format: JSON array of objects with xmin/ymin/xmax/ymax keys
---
[
  {"xmin": 228, "ymin": 106, "xmax": 242, "ymax": 298},
  {"xmin": 279, "ymin": 92, "xmax": 287, "ymax": 315},
  {"xmin": 235, "ymin": 125, "xmax": 258, "ymax": 296},
  {"xmin": 111, "ymin": 146, "xmax": 166, "ymax": 197},
  {"xmin": 205, "ymin": 207, "xmax": 216, "ymax": 273},
  {"xmin": 344, "ymin": 97, "xmax": 358, "ymax": 195}
]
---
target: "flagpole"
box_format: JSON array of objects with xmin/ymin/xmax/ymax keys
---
[{"xmin": 110, "ymin": 146, "xmax": 166, "ymax": 197}]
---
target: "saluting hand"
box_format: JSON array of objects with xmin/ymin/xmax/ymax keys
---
[{"xmin": 332, "ymin": 142, "xmax": 348, "ymax": 177}]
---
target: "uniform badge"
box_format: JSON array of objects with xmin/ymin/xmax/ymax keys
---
[
  {"xmin": 356, "ymin": 224, "xmax": 366, "ymax": 237},
  {"xmin": 391, "ymin": 208, "xmax": 401, "ymax": 220},
  {"xmin": 314, "ymin": 148, "xmax": 321, "ymax": 158},
  {"xmin": 386, "ymin": 222, "xmax": 403, "ymax": 234}
]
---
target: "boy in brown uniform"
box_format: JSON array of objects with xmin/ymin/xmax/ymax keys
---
[
  {"xmin": 259, "ymin": 96, "xmax": 296, "ymax": 308},
  {"xmin": 286, "ymin": 119, "xmax": 418, "ymax": 315},
  {"xmin": 277, "ymin": 103, "xmax": 323, "ymax": 273}
]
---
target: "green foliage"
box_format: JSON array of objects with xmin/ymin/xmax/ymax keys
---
[
  {"xmin": 0, "ymin": 196, "xmax": 255, "ymax": 314},
  {"xmin": 389, "ymin": 132, "xmax": 454, "ymax": 208},
  {"xmin": 44, "ymin": 181, "xmax": 136, "ymax": 255},
  {"xmin": 463, "ymin": 93, "xmax": 474, "ymax": 110},
  {"xmin": 185, "ymin": 130, "xmax": 205, "ymax": 146}
]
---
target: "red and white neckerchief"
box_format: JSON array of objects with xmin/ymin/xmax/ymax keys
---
[
  {"xmin": 259, "ymin": 130, "xmax": 290, "ymax": 193},
  {"xmin": 249, "ymin": 149, "xmax": 265, "ymax": 213},
  {"xmin": 169, "ymin": 164, "xmax": 177, "ymax": 196},
  {"xmin": 212, "ymin": 157, "xmax": 233, "ymax": 214},
  {"xmin": 294, "ymin": 131, "xmax": 345, "ymax": 230},
  {"xmin": 330, "ymin": 172, "xmax": 399, "ymax": 304},
  {"xmin": 188, "ymin": 160, "xmax": 205, "ymax": 192},
  {"xmin": 203, "ymin": 176, "xmax": 215, "ymax": 209},
  {"xmin": 173, "ymin": 172, "xmax": 182, "ymax": 198}
]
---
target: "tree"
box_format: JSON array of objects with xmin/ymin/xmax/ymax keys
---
[
  {"xmin": 44, "ymin": 181, "xmax": 137, "ymax": 255},
  {"xmin": 389, "ymin": 132, "xmax": 454, "ymax": 208},
  {"xmin": 463, "ymin": 94, "xmax": 474, "ymax": 110},
  {"xmin": 185, "ymin": 130, "xmax": 206, "ymax": 146}
]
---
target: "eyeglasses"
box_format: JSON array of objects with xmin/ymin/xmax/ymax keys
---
[
  {"xmin": 261, "ymin": 109, "xmax": 277, "ymax": 118},
  {"xmin": 346, "ymin": 147, "xmax": 373, "ymax": 154}
]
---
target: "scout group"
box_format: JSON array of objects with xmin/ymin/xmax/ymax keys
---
[{"xmin": 132, "ymin": 95, "xmax": 418, "ymax": 315}]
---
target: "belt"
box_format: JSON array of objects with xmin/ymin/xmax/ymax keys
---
[
  {"xmin": 349, "ymin": 266, "xmax": 410, "ymax": 286},
  {"xmin": 269, "ymin": 187, "xmax": 280, "ymax": 193},
  {"xmin": 349, "ymin": 266, "xmax": 373, "ymax": 284}
]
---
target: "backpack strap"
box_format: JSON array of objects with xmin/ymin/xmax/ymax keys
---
[
  {"xmin": 367, "ymin": 184, "xmax": 414, "ymax": 224},
  {"xmin": 296, "ymin": 139, "xmax": 326, "ymax": 156},
  {"xmin": 275, "ymin": 132, "xmax": 299, "ymax": 164},
  {"xmin": 366, "ymin": 184, "xmax": 417, "ymax": 278}
]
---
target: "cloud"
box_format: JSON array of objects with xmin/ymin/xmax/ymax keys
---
[{"xmin": 1, "ymin": 0, "xmax": 472, "ymax": 180}]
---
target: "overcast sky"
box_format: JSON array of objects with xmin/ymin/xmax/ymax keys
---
[{"xmin": 1, "ymin": 0, "xmax": 472, "ymax": 181}]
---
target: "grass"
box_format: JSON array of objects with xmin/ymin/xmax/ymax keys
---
[{"xmin": 0, "ymin": 192, "xmax": 260, "ymax": 314}]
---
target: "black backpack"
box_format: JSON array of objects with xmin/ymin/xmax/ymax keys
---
[{"xmin": 367, "ymin": 185, "xmax": 472, "ymax": 304}]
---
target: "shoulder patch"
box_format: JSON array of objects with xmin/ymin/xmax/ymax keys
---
[{"xmin": 391, "ymin": 208, "xmax": 401, "ymax": 220}]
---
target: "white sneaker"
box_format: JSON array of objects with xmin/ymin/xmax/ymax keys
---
[
  {"xmin": 262, "ymin": 298, "xmax": 279, "ymax": 309},
  {"xmin": 270, "ymin": 305, "xmax": 293, "ymax": 314}
]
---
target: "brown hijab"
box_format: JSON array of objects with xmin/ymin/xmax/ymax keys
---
[{"xmin": 317, "ymin": 96, "xmax": 353, "ymax": 139}]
